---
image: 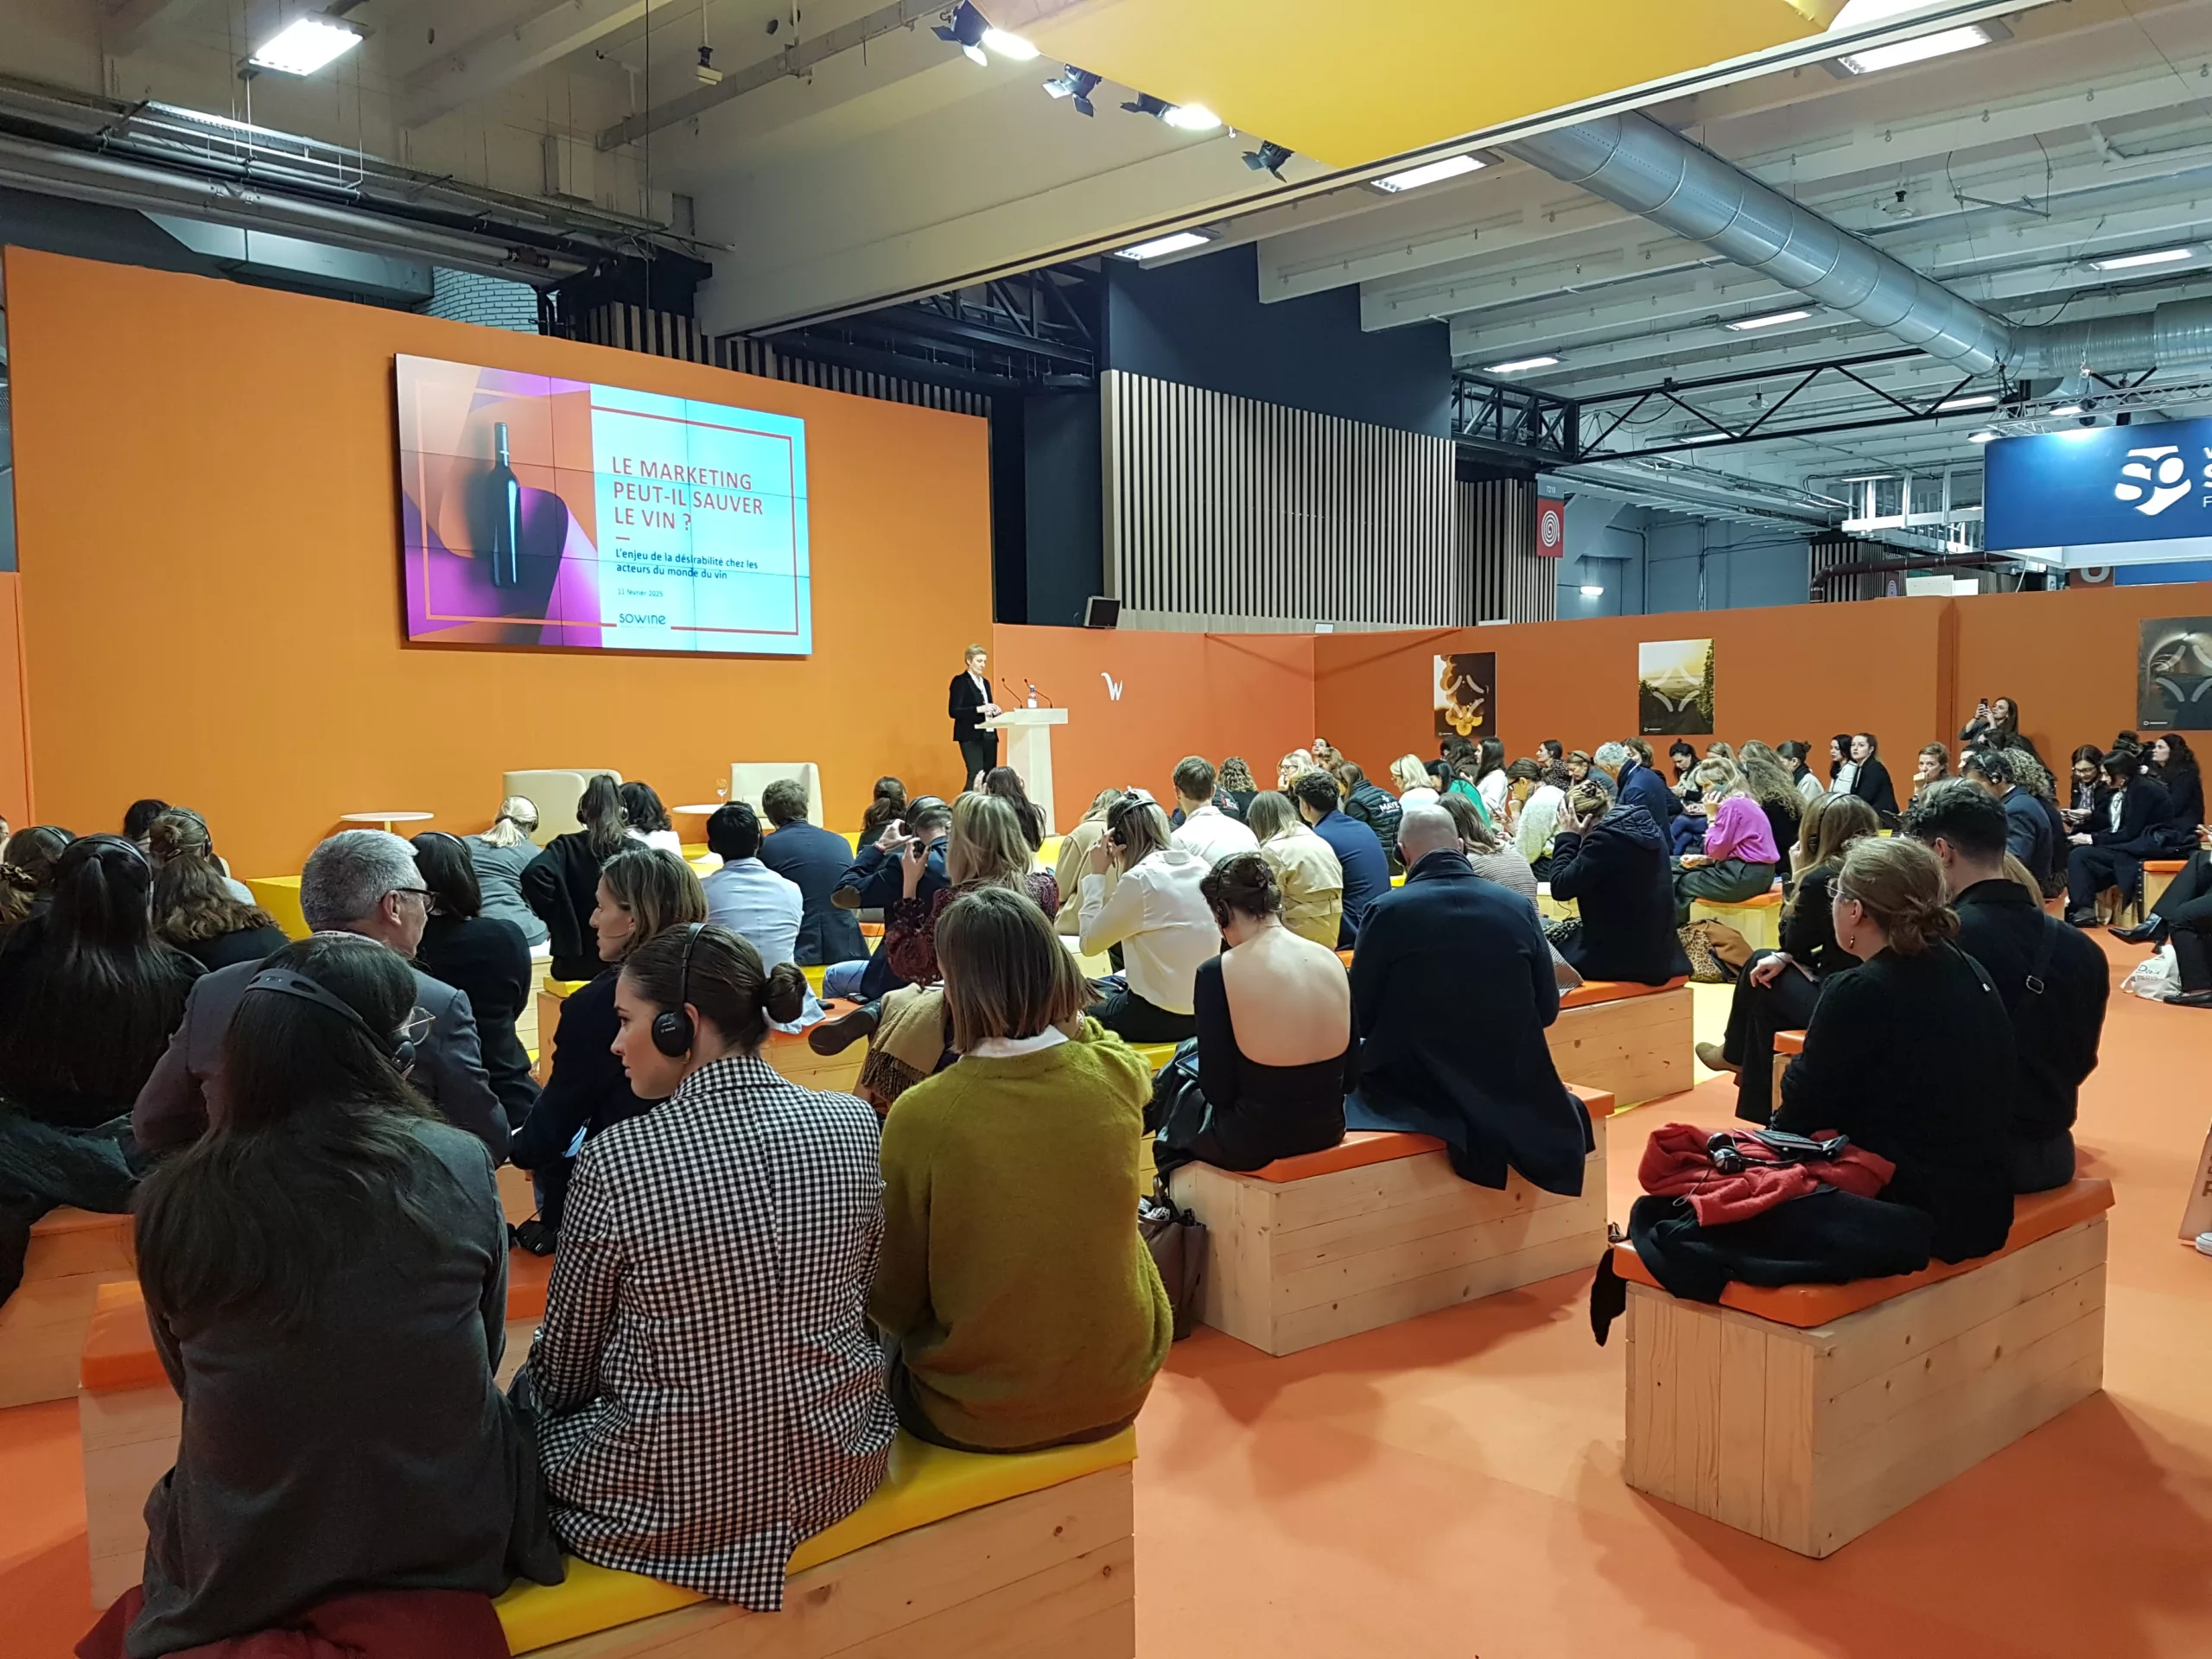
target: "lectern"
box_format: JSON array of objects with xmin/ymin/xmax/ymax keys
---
[{"xmin": 982, "ymin": 709, "xmax": 1071, "ymax": 833}]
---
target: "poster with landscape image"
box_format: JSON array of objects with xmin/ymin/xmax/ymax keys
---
[
  {"xmin": 1638, "ymin": 639, "xmax": 1716, "ymax": 735},
  {"xmin": 2139, "ymin": 616, "xmax": 2212, "ymax": 731}
]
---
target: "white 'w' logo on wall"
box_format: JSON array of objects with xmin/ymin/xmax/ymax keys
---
[{"xmin": 1101, "ymin": 671, "xmax": 1123, "ymax": 702}]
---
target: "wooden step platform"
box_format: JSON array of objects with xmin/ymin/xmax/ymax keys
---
[
  {"xmin": 0, "ymin": 1206, "xmax": 136, "ymax": 1409},
  {"xmin": 1616, "ymin": 1178, "xmax": 2112, "ymax": 1557},
  {"xmin": 1166, "ymin": 1087, "xmax": 1612, "ymax": 1357},
  {"xmin": 1546, "ymin": 978, "xmax": 1691, "ymax": 1109},
  {"xmin": 1689, "ymin": 887, "xmax": 1783, "ymax": 951}
]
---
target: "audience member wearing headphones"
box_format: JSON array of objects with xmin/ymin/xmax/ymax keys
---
[
  {"xmin": 412, "ymin": 830, "xmax": 542, "ymax": 1127},
  {"xmin": 518, "ymin": 923, "xmax": 895, "ymax": 1609},
  {"xmin": 146, "ymin": 809, "xmax": 288, "ymax": 972},
  {"xmin": 874, "ymin": 887, "xmax": 1169, "ymax": 1453},
  {"xmin": 134, "ymin": 830, "xmax": 511, "ymax": 1166},
  {"xmin": 105, "ymin": 936, "xmax": 561, "ymax": 1657},
  {"xmin": 0, "ymin": 834, "xmax": 204, "ymax": 1305},
  {"xmin": 508, "ymin": 849, "xmax": 707, "ymax": 1245},
  {"xmin": 0, "ymin": 823, "xmax": 74, "ymax": 941},
  {"xmin": 470, "ymin": 795, "xmax": 551, "ymax": 953}
]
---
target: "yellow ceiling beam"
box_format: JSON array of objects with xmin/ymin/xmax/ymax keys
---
[{"xmin": 995, "ymin": 0, "xmax": 1836, "ymax": 169}]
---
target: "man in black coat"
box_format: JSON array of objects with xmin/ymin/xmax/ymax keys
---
[
  {"xmin": 2064, "ymin": 753, "xmax": 2173, "ymax": 925},
  {"xmin": 1547, "ymin": 793, "xmax": 1692, "ymax": 987},
  {"xmin": 947, "ymin": 643, "xmax": 1001, "ymax": 791},
  {"xmin": 1961, "ymin": 747, "xmax": 2054, "ymax": 892},
  {"xmin": 757, "ymin": 779, "xmax": 868, "ymax": 969},
  {"xmin": 2116, "ymin": 849, "xmax": 2212, "ymax": 1001},
  {"xmin": 1343, "ymin": 804, "xmax": 1593, "ymax": 1194},
  {"xmin": 1906, "ymin": 781, "xmax": 2107, "ymax": 1192}
]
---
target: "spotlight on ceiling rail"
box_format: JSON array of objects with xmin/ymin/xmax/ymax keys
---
[
  {"xmin": 1043, "ymin": 65, "xmax": 1103, "ymax": 115},
  {"xmin": 1243, "ymin": 141, "xmax": 1294, "ymax": 181}
]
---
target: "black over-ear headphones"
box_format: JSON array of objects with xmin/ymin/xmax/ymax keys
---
[
  {"xmin": 245, "ymin": 968, "xmax": 419, "ymax": 1071},
  {"xmin": 651, "ymin": 923, "xmax": 705, "ymax": 1058}
]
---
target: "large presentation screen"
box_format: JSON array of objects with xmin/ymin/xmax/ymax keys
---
[{"xmin": 397, "ymin": 354, "xmax": 811, "ymax": 656}]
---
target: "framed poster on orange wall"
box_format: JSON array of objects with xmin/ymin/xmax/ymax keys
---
[{"xmin": 1434, "ymin": 653, "xmax": 1497, "ymax": 743}]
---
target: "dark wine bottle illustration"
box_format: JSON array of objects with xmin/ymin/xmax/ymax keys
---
[{"xmin": 486, "ymin": 422, "xmax": 523, "ymax": 588}]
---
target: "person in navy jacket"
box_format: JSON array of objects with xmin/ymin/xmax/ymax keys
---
[
  {"xmin": 757, "ymin": 780, "xmax": 868, "ymax": 969},
  {"xmin": 1287, "ymin": 771, "xmax": 1389, "ymax": 946},
  {"xmin": 2063, "ymin": 753, "xmax": 2173, "ymax": 926}
]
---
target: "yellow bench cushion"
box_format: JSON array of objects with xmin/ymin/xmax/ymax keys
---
[
  {"xmin": 494, "ymin": 1427, "xmax": 1137, "ymax": 1654},
  {"xmin": 542, "ymin": 976, "xmax": 591, "ymax": 999},
  {"xmin": 1129, "ymin": 1042, "xmax": 1179, "ymax": 1072}
]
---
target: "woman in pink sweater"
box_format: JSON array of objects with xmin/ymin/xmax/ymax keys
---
[{"xmin": 1673, "ymin": 759, "xmax": 1781, "ymax": 924}]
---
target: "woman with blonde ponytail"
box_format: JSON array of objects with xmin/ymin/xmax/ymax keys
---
[
  {"xmin": 1774, "ymin": 836, "xmax": 2017, "ymax": 1262},
  {"xmin": 470, "ymin": 795, "xmax": 550, "ymax": 952}
]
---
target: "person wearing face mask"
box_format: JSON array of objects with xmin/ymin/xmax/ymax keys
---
[
  {"xmin": 134, "ymin": 830, "xmax": 508, "ymax": 1165},
  {"xmin": 506, "ymin": 849, "xmax": 706, "ymax": 1243},
  {"xmin": 516, "ymin": 923, "xmax": 894, "ymax": 1608}
]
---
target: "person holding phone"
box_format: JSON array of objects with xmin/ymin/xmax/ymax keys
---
[
  {"xmin": 947, "ymin": 645, "xmax": 1001, "ymax": 791},
  {"xmin": 825, "ymin": 798, "xmax": 953, "ymax": 1001}
]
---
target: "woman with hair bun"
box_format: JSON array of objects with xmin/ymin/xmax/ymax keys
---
[
  {"xmin": 520, "ymin": 922, "xmax": 895, "ymax": 1608},
  {"xmin": 1152, "ymin": 851, "xmax": 1356, "ymax": 1174},
  {"xmin": 148, "ymin": 809, "xmax": 288, "ymax": 971},
  {"xmin": 0, "ymin": 823, "xmax": 75, "ymax": 940},
  {"xmin": 1774, "ymin": 836, "xmax": 2017, "ymax": 1262}
]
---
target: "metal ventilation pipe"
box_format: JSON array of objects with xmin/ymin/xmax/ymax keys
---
[{"xmin": 1501, "ymin": 111, "xmax": 2212, "ymax": 380}]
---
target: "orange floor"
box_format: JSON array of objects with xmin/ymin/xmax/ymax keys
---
[{"xmin": 5, "ymin": 936, "xmax": 2209, "ymax": 1657}]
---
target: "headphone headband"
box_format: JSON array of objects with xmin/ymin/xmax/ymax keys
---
[
  {"xmin": 650, "ymin": 923, "xmax": 706, "ymax": 1058},
  {"xmin": 244, "ymin": 968, "xmax": 418, "ymax": 1070}
]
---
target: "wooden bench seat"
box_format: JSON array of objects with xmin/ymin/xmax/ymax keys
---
[
  {"xmin": 1689, "ymin": 887, "xmax": 1783, "ymax": 950},
  {"xmin": 498, "ymin": 1431, "xmax": 1135, "ymax": 1656},
  {"xmin": 0, "ymin": 1206, "xmax": 137, "ymax": 1409},
  {"xmin": 533, "ymin": 976, "xmax": 592, "ymax": 1084},
  {"xmin": 1166, "ymin": 1086, "xmax": 1614, "ymax": 1356},
  {"xmin": 1615, "ymin": 1177, "xmax": 2113, "ymax": 1557},
  {"xmin": 1547, "ymin": 976, "xmax": 1691, "ymax": 1108},
  {"xmin": 79, "ymin": 1254, "xmax": 556, "ymax": 1607},
  {"xmin": 2145, "ymin": 858, "xmax": 2187, "ymax": 916}
]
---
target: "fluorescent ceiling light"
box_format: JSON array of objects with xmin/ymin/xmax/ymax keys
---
[
  {"xmin": 980, "ymin": 27, "xmax": 1039, "ymax": 60},
  {"xmin": 1968, "ymin": 429, "xmax": 1999, "ymax": 443},
  {"xmin": 1115, "ymin": 230, "xmax": 1213, "ymax": 261},
  {"xmin": 1681, "ymin": 431, "xmax": 1729, "ymax": 444},
  {"xmin": 1374, "ymin": 154, "xmax": 1486, "ymax": 194},
  {"xmin": 249, "ymin": 17, "xmax": 363, "ymax": 75},
  {"xmin": 1835, "ymin": 24, "xmax": 1995, "ymax": 74},
  {"xmin": 1580, "ymin": 585, "xmax": 1605, "ymax": 597},
  {"xmin": 2090, "ymin": 247, "xmax": 2193, "ymax": 270},
  {"xmin": 1937, "ymin": 393, "xmax": 1997, "ymax": 410},
  {"xmin": 2048, "ymin": 404, "xmax": 2083, "ymax": 417},
  {"xmin": 1161, "ymin": 103, "xmax": 1221, "ymax": 131},
  {"xmin": 1726, "ymin": 308, "xmax": 1813, "ymax": 332},
  {"xmin": 1484, "ymin": 354, "xmax": 1559, "ymax": 373}
]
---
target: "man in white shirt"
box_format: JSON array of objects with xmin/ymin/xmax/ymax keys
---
[
  {"xmin": 700, "ymin": 803, "xmax": 823, "ymax": 1027},
  {"xmin": 1169, "ymin": 756, "xmax": 1258, "ymax": 866}
]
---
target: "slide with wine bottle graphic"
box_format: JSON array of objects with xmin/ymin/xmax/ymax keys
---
[{"xmin": 396, "ymin": 355, "xmax": 811, "ymax": 656}]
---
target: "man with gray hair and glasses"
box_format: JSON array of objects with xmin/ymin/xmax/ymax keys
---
[
  {"xmin": 134, "ymin": 830, "xmax": 513, "ymax": 1160},
  {"xmin": 1600, "ymin": 739, "xmax": 1680, "ymax": 830}
]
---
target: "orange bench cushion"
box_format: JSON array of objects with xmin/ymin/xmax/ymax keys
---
[
  {"xmin": 1559, "ymin": 975, "xmax": 1689, "ymax": 1010},
  {"xmin": 1775, "ymin": 1029, "xmax": 1806, "ymax": 1056},
  {"xmin": 1698, "ymin": 890, "xmax": 1781, "ymax": 910},
  {"xmin": 84, "ymin": 1249, "xmax": 560, "ymax": 1394},
  {"xmin": 2146, "ymin": 859, "xmax": 2185, "ymax": 874},
  {"xmin": 1243, "ymin": 1084, "xmax": 1613, "ymax": 1183},
  {"xmin": 1611, "ymin": 1176, "xmax": 2113, "ymax": 1328}
]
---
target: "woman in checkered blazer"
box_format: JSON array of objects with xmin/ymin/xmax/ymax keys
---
[{"xmin": 514, "ymin": 924, "xmax": 896, "ymax": 1611}]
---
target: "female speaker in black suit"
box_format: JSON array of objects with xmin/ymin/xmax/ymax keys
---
[{"xmin": 947, "ymin": 644, "xmax": 1001, "ymax": 791}]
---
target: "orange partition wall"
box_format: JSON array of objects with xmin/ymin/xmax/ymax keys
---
[
  {"xmin": 991, "ymin": 625, "xmax": 1317, "ymax": 827},
  {"xmin": 0, "ymin": 573, "xmax": 30, "ymax": 828},
  {"xmin": 1313, "ymin": 601, "xmax": 1952, "ymax": 778},
  {"xmin": 3, "ymin": 250, "xmax": 992, "ymax": 874}
]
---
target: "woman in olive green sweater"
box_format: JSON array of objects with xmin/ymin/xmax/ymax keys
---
[{"xmin": 870, "ymin": 886, "xmax": 1172, "ymax": 1452}]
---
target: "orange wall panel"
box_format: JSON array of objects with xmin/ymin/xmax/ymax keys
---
[
  {"xmin": 1313, "ymin": 602, "xmax": 1951, "ymax": 779},
  {"xmin": 3, "ymin": 250, "xmax": 993, "ymax": 874},
  {"xmin": 0, "ymin": 573, "xmax": 31, "ymax": 828},
  {"xmin": 991, "ymin": 625, "xmax": 1316, "ymax": 826}
]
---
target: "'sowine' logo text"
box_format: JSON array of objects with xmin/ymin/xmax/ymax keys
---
[{"xmin": 2113, "ymin": 445, "xmax": 2199, "ymax": 516}]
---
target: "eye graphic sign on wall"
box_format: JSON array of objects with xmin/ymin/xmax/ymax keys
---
[{"xmin": 1985, "ymin": 417, "xmax": 2212, "ymax": 552}]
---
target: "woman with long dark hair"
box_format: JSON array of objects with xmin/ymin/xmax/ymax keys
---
[
  {"xmin": 147, "ymin": 809, "xmax": 288, "ymax": 971},
  {"xmin": 2151, "ymin": 734, "xmax": 2204, "ymax": 836},
  {"xmin": 521, "ymin": 924, "xmax": 893, "ymax": 1606},
  {"xmin": 620, "ymin": 781, "xmax": 683, "ymax": 855},
  {"xmin": 117, "ymin": 934, "xmax": 559, "ymax": 1654},
  {"xmin": 508, "ymin": 848, "xmax": 707, "ymax": 1244},
  {"xmin": 523, "ymin": 773, "xmax": 630, "ymax": 981},
  {"xmin": 1960, "ymin": 695, "xmax": 2036, "ymax": 758},
  {"xmin": 1827, "ymin": 734, "xmax": 1853, "ymax": 789},
  {"xmin": 412, "ymin": 830, "xmax": 539, "ymax": 1128},
  {"xmin": 1471, "ymin": 736, "xmax": 1510, "ymax": 824},
  {"xmin": 0, "ymin": 835, "xmax": 200, "ymax": 1303},
  {"xmin": 859, "ymin": 777, "xmax": 908, "ymax": 842},
  {"xmin": 982, "ymin": 766, "xmax": 1048, "ymax": 853}
]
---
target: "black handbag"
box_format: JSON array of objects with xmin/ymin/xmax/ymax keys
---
[{"xmin": 1138, "ymin": 1177, "xmax": 1207, "ymax": 1342}]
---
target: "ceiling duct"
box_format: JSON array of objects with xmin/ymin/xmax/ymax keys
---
[{"xmin": 1502, "ymin": 111, "xmax": 2212, "ymax": 381}]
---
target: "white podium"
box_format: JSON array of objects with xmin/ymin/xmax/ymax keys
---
[{"xmin": 982, "ymin": 709, "xmax": 1070, "ymax": 833}]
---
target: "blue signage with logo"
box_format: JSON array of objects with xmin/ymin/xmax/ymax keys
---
[{"xmin": 1984, "ymin": 416, "xmax": 2212, "ymax": 551}]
